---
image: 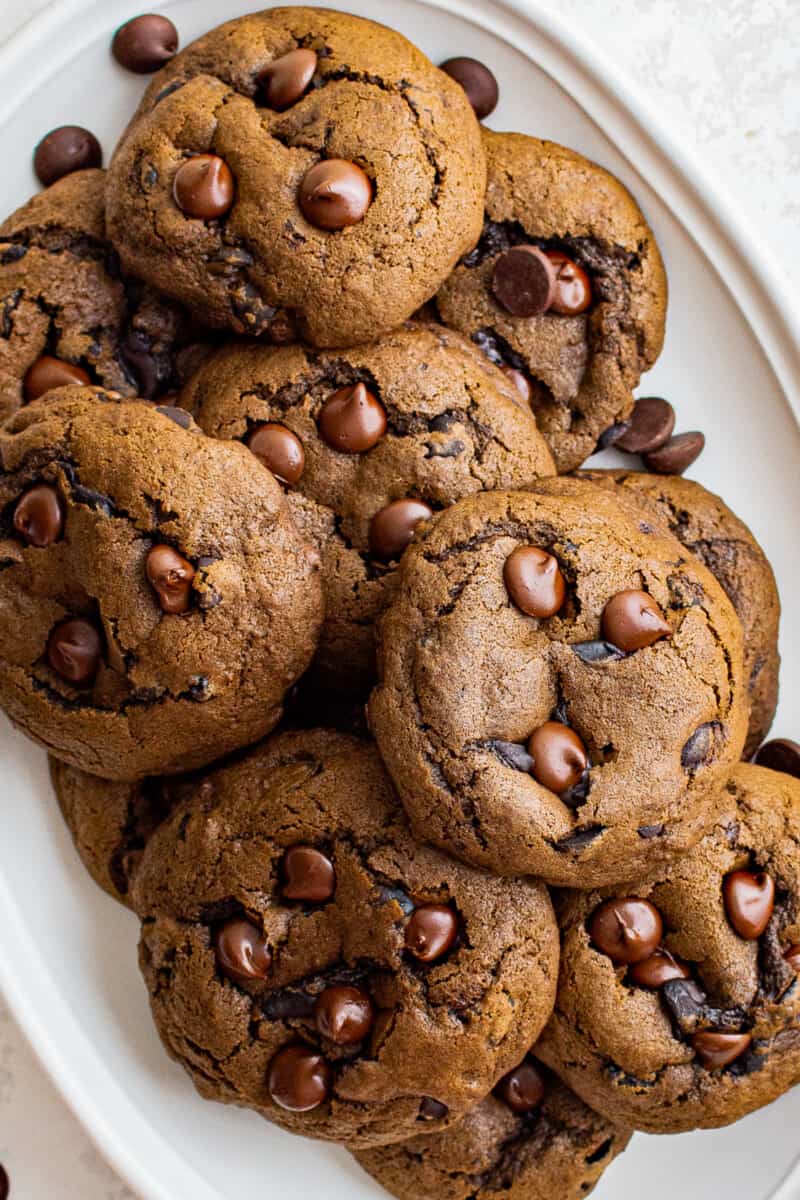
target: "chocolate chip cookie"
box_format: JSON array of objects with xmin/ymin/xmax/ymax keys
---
[
  {"xmin": 580, "ymin": 470, "xmax": 780, "ymax": 757},
  {"xmin": 354, "ymin": 1058, "xmax": 631, "ymax": 1200},
  {"xmin": 537, "ymin": 763, "xmax": 800, "ymax": 1132},
  {"xmin": 131, "ymin": 729, "xmax": 559, "ymax": 1147},
  {"xmin": 436, "ymin": 131, "xmax": 667, "ymax": 471},
  {"xmin": 0, "ymin": 390, "xmax": 323, "ymax": 780},
  {"xmin": 368, "ymin": 480, "xmax": 748, "ymax": 887},
  {"xmin": 50, "ymin": 757, "xmax": 178, "ymax": 907},
  {"xmin": 0, "ymin": 169, "xmax": 202, "ymax": 421},
  {"xmin": 182, "ymin": 323, "xmax": 556, "ymax": 687},
  {"xmin": 106, "ymin": 8, "xmax": 485, "ymax": 348}
]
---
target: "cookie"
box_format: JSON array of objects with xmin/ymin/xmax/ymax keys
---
[
  {"xmin": 105, "ymin": 8, "xmax": 485, "ymax": 348},
  {"xmin": 579, "ymin": 470, "xmax": 780, "ymax": 757},
  {"xmin": 50, "ymin": 757, "xmax": 177, "ymax": 907},
  {"xmin": 0, "ymin": 390, "xmax": 323, "ymax": 780},
  {"xmin": 537, "ymin": 763, "xmax": 800, "ymax": 1132},
  {"xmin": 131, "ymin": 729, "xmax": 560, "ymax": 1147},
  {"xmin": 368, "ymin": 480, "xmax": 748, "ymax": 887},
  {"xmin": 436, "ymin": 131, "xmax": 667, "ymax": 471},
  {"xmin": 0, "ymin": 169, "xmax": 201, "ymax": 421},
  {"xmin": 354, "ymin": 1059, "xmax": 631, "ymax": 1200},
  {"xmin": 182, "ymin": 323, "xmax": 555, "ymax": 687}
]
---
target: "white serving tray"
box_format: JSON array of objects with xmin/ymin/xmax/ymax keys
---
[{"xmin": 0, "ymin": 2, "xmax": 799, "ymax": 1198}]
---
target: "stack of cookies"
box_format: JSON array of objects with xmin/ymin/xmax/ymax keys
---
[{"xmin": 1, "ymin": 8, "xmax": 796, "ymax": 1198}]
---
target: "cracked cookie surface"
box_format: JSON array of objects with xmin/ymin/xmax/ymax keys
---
[
  {"xmin": 0, "ymin": 390, "xmax": 323, "ymax": 780},
  {"xmin": 436, "ymin": 131, "xmax": 667, "ymax": 471},
  {"xmin": 131, "ymin": 729, "xmax": 559, "ymax": 1147},
  {"xmin": 0, "ymin": 169, "xmax": 199, "ymax": 421},
  {"xmin": 537, "ymin": 764, "xmax": 800, "ymax": 1132},
  {"xmin": 368, "ymin": 479, "xmax": 748, "ymax": 887},
  {"xmin": 579, "ymin": 470, "xmax": 780, "ymax": 758},
  {"xmin": 182, "ymin": 322, "xmax": 555, "ymax": 687},
  {"xmin": 354, "ymin": 1066, "xmax": 630, "ymax": 1200},
  {"xmin": 106, "ymin": 8, "xmax": 485, "ymax": 348}
]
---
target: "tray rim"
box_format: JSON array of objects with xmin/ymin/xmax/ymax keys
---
[{"xmin": 0, "ymin": 2, "xmax": 798, "ymax": 1198}]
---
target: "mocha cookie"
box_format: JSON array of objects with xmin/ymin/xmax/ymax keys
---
[
  {"xmin": 354, "ymin": 1058, "xmax": 630, "ymax": 1200},
  {"xmin": 0, "ymin": 169, "xmax": 202, "ymax": 421},
  {"xmin": 537, "ymin": 763, "xmax": 800, "ymax": 1132},
  {"xmin": 579, "ymin": 470, "xmax": 780, "ymax": 758},
  {"xmin": 182, "ymin": 323, "xmax": 555, "ymax": 687},
  {"xmin": 105, "ymin": 8, "xmax": 485, "ymax": 348},
  {"xmin": 131, "ymin": 729, "xmax": 559, "ymax": 1147},
  {"xmin": 368, "ymin": 481, "xmax": 748, "ymax": 887},
  {"xmin": 50, "ymin": 757, "xmax": 178, "ymax": 907},
  {"xmin": 0, "ymin": 390, "xmax": 322, "ymax": 780},
  {"xmin": 436, "ymin": 131, "xmax": 667, "ymax": 471}
]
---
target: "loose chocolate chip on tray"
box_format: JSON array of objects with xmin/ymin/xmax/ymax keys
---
[
  {"xmin": 723, "ymin": 869, "xmax": 775, "ymax": 940},
  {"xmin": 173, "ymin": 155, "xmax": 235, "ymax": 220},
  {"xmin": 247, "ymin": 424, "xmax": 306, "ymax": 485},
  {"xmin": 754, "ymin": 739, "xmax": 800, "ymax": 779},
  {"xmin": 47, "ymin": 618, "xmax": 102, "ymax": 686},
  {"xmin": 318, "ymin": 382, "xmax": 387, "ymax": 454},
  {"xmin": 33, "ymin": 125, "xmax": 102, "ymax": 186},
  {"xmin": 13, "ymin": 485, "xmax": 64, "ymax": 548},
  {"xmin": 439, "ymin": 56, "xmax": 499, "ymax": 119},
  {"xmin": 494, "ymin": 1058, "xmax": 546, "ymax": 1114},
  {"xmin": 299, "ymin": 159, "xmax": 373, "ymax": 230},
  {"xmin": 589, "ymin": 898, "xmax": 663, "ymax": 964},
  {"xmin": 615, "ymin": 396, "xmax": 676, "ymax": 454},
  {"xmin": 213, "ymin": 918, "xmax": 271, "ymax": 985},
  {"xmin": 602, "ymin": 589, "xmax": 671, "ymax": 652},
  {"xmin": 112, "ymin": 14, "xmax": 179, "ymax": 73},
  {"xmin": 643, "ymin": 431, "xmax": 705, "ymax": 475},
  {"xmin": 259, "ymin": 48, "xmax": 318, "ymax": 110},
  {"xmin": 369, "ymin": 499, "xmax": 434, "ymax": 562},
  {"xmin": 491, "ymin": 245, "xmax": 557, "ymax": 317},
  {"xmin": 24, "ymin": 355, "xmax": 91, "ymax": 402},
  {"xmin": 504, "ymin": 546, "xmax": 566, "ymax": 618},
  {"xmin": 268, "ymin": 1044, "xmax": 332, "ymax": 1112}
]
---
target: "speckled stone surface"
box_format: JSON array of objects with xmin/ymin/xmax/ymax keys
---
[{"xmin": 1, "ymin": 2, "xmax": 798, "ymax": 1197}]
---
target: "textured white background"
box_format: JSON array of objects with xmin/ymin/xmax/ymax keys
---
[{"xmin": 0, "ymin": 1, "xmax": 798, "ymax": 1198}]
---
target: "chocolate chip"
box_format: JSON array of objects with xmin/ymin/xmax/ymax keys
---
[
  {"xmin": 213, "ymin": 918, "xmax": 271, "ymax": 985},
  {"xmin": 681, "ymin": 723, "xmax": 717, "ymax": 770},
  {"xmin": 13, "ymin": 484, "xmax": 64, "ymax": 547},
  {"xmin": 405, "ymin": 904, "xmax": 458, "ymax": 962},
  {"xmin": 571, "ymin": 640, "xmax": 627, "ymax": 664},
  {"xmin": 502, "ymin": 367, "xmax": 532, "ymax": 404},
  {"xmin": 439, "ymin": 57, "xmax": 499, "ymax": 119},
  {"xmin": 615, "ymin": 396, "xmax": 675, "ymax": 454},
  {"xmin": 596, "ymin": 421, "xmax": 631, "ymax": 450},
  {"xmin": 637, "ymin": 824, "xmax": 665, "ymax": 839},
  {"xmin": 33, "ymin": 126, "xmax": 102, "ymax": 186},
  {"xmin": 261, "ymin": 990, "xmax": 317, "ymax": 1020},
  {"xmin": 120, "ymin": 330, "xmax": 160, "ymax": 399},
  {"xmin": 418, "ymin": 1097, "xmax": 449, "ymax": 1121},
  {"xmin": 46, "ymin": 618, "xmax": 102, "ymax": 686},
  {"xmin": 783, "ymin": 944, "xmax": 800, "ymax": 972},
  {"xmin": 247, "ymin": 423, "xmax": 305, "ymax": 485},
  {"xmin": 282, "ymin": 845, "xmax": 335, "ymax": 903},
  {"xmin": 299, "ymin": 159, "xmax": 373, "ymax": 230},
  {"xmin": 491, "ymin": 246, "xmax": 556, "ymax": 318},
  {"xmin": 146, "ymin": 545, "xmax": 195, "ymax": 615},
  {"xmin": 561, "ymin": 767, "xmax": 591, "ymax": 810},
  {"xmin": 723, "ymin": 869, "xmax": 775, "ymax": 940},
  {"xmin": 259, "ymin": 48, "xmax": 317, "ymax": 110},
  {"xmin": 602, "ymin": 589, "xmax": 671, "ymax": 652},
  {"xmin": 313, "ymin": 985, "xmax": 374, "ymax": 1045},
  {"xmin": 503, "ymin": 545, "xmax": 565, "ymax": 618},
  {"xmin": 487, "ymin": 739, "xmax": 534, "ymax": 773},
  {"xmin": 268, "ymin": 1044, "xmax": 332, "ymax": 1112},
  {"xmin": 318, "ymin": 382, "xmax": 387, "ymax": 454},
  {"xmin": 173, "ymin": 155, "xmax": 235, "ymax": 220},
  {"xmin": 494, "ymin": 1058, "xmax": 545, "ymax": 1114},
  {"xmin": 24, "ymin": 355, "xmax": 90, "ymax": 402},
  {"xmin": 555, "ymin": 824, "xmax": 605, "ymax": 852},
  {"xmin": 628, "ymin": 948, "xmax": 691, "ymax": 989},
  {"xmin": 544, "ymin": 250, "xmax": 592, "ymax": 315},
  {"xmin": 754, "ymin": 738, "xmax": 800, "ymax": 779},
  {"xmin": 112, "ymin": 14, "xmax": 179, "ymax": 73},
  {"xmin": 589, "ymin": 898, "xmax": 663, "ymax": 964},
  {"xmin": 369, "ymin": 499, "xmax": 433, "ymax": 562},
  {"xmin": 156, "ymin": 405, "xmax": 193, "ymax": 429},
  {"xmin": 661, "ymin": 978, "xmax": 708, "ymax": 1031},
  {"xmin": 527, "ymin": 721, "xmax": 588, "ymax": 794},
  {"xmin": 692, "ymin": 1031, "xmax": 751, "ymax": 1070},
  {"xmin": 643, "ymin": 431, "xmax": 705, "ymax": 475}
]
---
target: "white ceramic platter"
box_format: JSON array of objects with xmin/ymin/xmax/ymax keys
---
[{"xmin": 0, "ymin": 1, "xmax": 799, "ymax": 1198}]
